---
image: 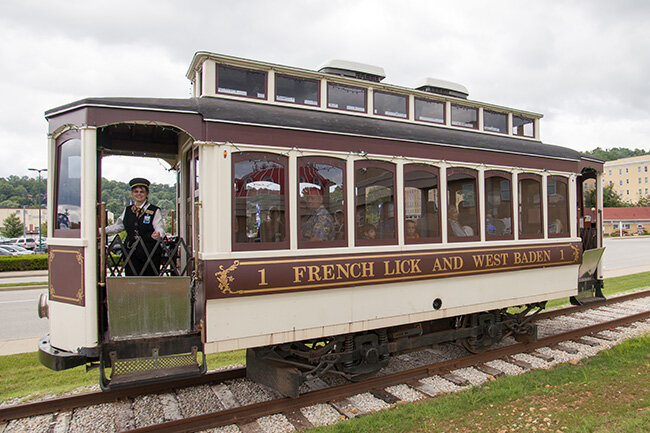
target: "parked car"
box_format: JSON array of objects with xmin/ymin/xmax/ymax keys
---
[
  {"xmin": 7, "ymin": 237, "xmax": 37, "ymax": 250},
  {"xmin": 0, "ymin": 245, "xmax": 35, "ymax": 255}
]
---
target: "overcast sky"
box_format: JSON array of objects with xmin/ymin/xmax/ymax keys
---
[{"xmin": 1, "ymin": 0, "xmax": 649, "ymax": 185}]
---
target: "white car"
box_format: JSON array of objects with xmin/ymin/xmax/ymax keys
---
[
  {"xmin": 0, "ymin": 245, "xmax": 34, "ymax": 255},
  {"xmin": 7, "ymin": 237, "xmax": 37, "ymax": 250}
]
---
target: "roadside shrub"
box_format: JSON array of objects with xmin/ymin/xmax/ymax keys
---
[{"xmin": 0, "ymin": 254, "xmax": 48, "ymax": 272}]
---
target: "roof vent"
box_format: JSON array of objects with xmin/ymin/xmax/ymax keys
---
[
  {"xmin": 415, "ymin": 78, "xmax": 469, "ymax": 99},
  {"xmin": 318, "ymin": 59, "xmax": 386, "ymax": 83}
]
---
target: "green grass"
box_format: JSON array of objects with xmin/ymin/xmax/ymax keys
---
[
  {"xmin": 309, "ymin": 335, "xmax": 650, "ymax": 433},
  {"xmin": 0, "ymin": 349, "xmax": 245, "ymax": 402}
]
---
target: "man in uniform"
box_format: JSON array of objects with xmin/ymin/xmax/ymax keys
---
[{"xmin": 104, "ymin": 178, "xmax": 166, "ymax": 275}]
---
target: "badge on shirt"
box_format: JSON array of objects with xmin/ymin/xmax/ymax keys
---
[{"xmin": 143, "ymin": 215, "xmax": 151, "ymax": 224}]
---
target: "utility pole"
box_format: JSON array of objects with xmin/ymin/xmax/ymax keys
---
[{"xmin": 28, "ymin": 168, "xmax": 47, "ymax": 251}]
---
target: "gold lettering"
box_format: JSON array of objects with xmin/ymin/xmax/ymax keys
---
[
  {"xmin": 399, "ymin": 259, "xmax": 410, "ymax": 274},
  {"xmin": 361, "ymin": 261, "xmax": 375, "ymax": 277},
  {"xmin": 293, "ymin": 266, "xmax": 306, "ymax": 283},
  {"xmin": 336, "ymin": 263, "xmax": 350, "ymax": 279},
  {"xmin": 307, "ymin": 265, "xmax": 321, "ymax": 282},
  {"xmin": 432, "ymin": 258, "xmax": 443, "ymax": 272},
  {"xmin": 257, "ymin": 268, "xmax": 268, "ymax": 286},
  {"xmin": 384, "ymin": 260, "xmax": 396, "ymax": 276},
  {"xmin": 472, "ymin": 254, "xmax": 484, "ymax": 268},
  {"xmin": 514, "ymin": 252, "xmax": 521, "ymax": 265},
  {"xmin": 322, "ymin": 264, "xmax": 335, "ymax": 281},
  {"xmin": 350, "ymin": 263, "xmax": 362, "ymax": 278},
  {"xmin": 543, "ymin": 250, "xmax": 551, "ymax": 262},
  {"xmin": 452, "ymin": 256, "xmax": 464, "ymax": 269},
  {"xmin": 410, "ymin": 259, "xmax": 422, "ymax": 273},
  {"xmin": 560, "ymin": 249, "xmax": 565, "ymax": 260},
  {"xmin": 442, "ymin": 257, "xmax": 453, "ymax": 270}
]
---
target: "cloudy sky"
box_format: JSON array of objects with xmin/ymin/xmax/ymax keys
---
[{"xmin": 1, "ymin": 0, "xmax": 649, "ymax": 185}]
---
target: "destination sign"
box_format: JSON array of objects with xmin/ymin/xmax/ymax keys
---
[{"xmin": 203, "ymin": 242, "xmax": 582, "ymax": 299}]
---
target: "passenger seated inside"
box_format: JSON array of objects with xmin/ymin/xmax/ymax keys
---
[
  {"xmin": 405, "ymin": 220, "xmax": 419, "ymax": 239},
  {"xmin": 448, "ymin": 205, "xmax": 468, "ymax": 237},
  {"xmin": 300, "ymin": 187, "xmax": 335, "ymax": 241},
  {"xmin": 360, "ymin": 223, "xmax": 377, "ymax": 240},
  {"xmin": 334, "ymin": 210, "xmax": 345, "ymax": 240}
]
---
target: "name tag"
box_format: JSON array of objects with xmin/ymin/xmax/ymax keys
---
[{"xmin": 143, "ymin": 215, "xmax": 151, "ymax": 224}]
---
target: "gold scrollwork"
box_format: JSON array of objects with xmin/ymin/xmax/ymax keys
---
[
  {"xmin": 570, "ymin": 244, "xmax": 580, "ymax": 262},
  {"xmin": 215, "ymin": 260, "xmax": 240, "ymax": 294}
]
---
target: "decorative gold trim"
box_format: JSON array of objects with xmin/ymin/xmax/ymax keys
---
[
  {"xmin": 49, "ymin": 248, "xmax": 85, "ymax": 304},
  {"xmin": 215, "ymin": 260, "xmax": 240, "ymax": 294},
  {"xmin": 570, "ymin": 244, "xmax": 581, "ymax": 262}
]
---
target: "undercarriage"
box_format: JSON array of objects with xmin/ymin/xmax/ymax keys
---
[{"xmin": 247, "ymin": 303, "xmax": 545, "ymax": 397}]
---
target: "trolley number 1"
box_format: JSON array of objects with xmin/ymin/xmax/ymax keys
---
[{"xmin": 258, "ymin": 268, "xmax": 269, "ymax": 286}]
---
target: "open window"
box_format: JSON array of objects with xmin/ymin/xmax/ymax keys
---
[
  {"xmin": 404, "ymin": 164, "xmax": 440, "ymax": 244},
  {"xmin": 447, "ymin": 168, "xmax": 480, "ymax": 242},
  {"xmin": 355, "ymin": 161, "xmax": 396, "ymax": 245},
  {"xmin": 485, "ymin": 171, "xmax": 513, "ymax": 240},
  {"xmin": 298, "ymin": 157, "xmax": 346, "ymax": 248},
  {"xmin": 518, "ymin": 174, "xmax": 543, "ymax": 239},
  {"xmin": 232, "ymin": 152, "xmax": 289, "ymax": 251}
]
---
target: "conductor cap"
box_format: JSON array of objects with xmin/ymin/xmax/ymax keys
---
[{"xmin": 129, "ymin": 178, "xmax": 150, "ymax": 190}]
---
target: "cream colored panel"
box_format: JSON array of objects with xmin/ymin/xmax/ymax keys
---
[
  {"xmin": 49, "ymin": 301, "xmax": 90, "ymax": 351},
  {"xmin": 206, "ymin": 265, "xmax": 578, "ymax": 348}
]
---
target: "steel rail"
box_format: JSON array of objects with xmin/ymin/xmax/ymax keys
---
[
  {"xmin": 1, "ymin": 288, "xmax": 648, "ymax": 423},
  {"xmin": 124, "ymin": 308, "xmax": 650, "ymax": 433},
  {"xmin": 0, "ymin": 367, "xmax": 245, "ymax": 422}
]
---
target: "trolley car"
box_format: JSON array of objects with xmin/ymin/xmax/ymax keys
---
[{"xmin": 39, "ymin": 52, "xmax": 605, "ymax": 397}]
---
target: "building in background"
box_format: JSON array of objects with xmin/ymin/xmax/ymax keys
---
[
  {"xmin": 603, "ymin": 207, "xmax": 650, "ymax": 236},
  {"xmin": 0, "ymin": 208, "xmax": 47, "ymax": 235},
  {"xmin": 603, "ymin": 155, "xmax": 650, "ymax": 203}
]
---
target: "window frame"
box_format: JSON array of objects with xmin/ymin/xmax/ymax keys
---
[
  {"xmin": 446, "ymin": 167, "xmax": 481, "ymax": 243},
  {"xmin": 216, "ymin": 64, "xmax": 268, "ymax": 100},
  {"xmin": 53, "ymin": 130, "xmax": 82, "ymax": 238},
  {"xmin": 547, "ymin": 176, "xmax": 570, "ymax": 238},
  {"xmin": 373, "ymin": 90, "xmax": 409, "ymax": 119},
  {"xmin": 518, "ymin": 173, "xmax": 543, "ymax": 240},
  {"xmin": 403, "ymin": 164, "xmax": 441, "ymax": 244},
  {"xmin": 231, "ymin": 151, "xmax": 290, "ymax": 251},
  {"xmin": 297, "ymin": 156, "xmax": 347, "ymax": 249},
  {"xmin": 274, "ymin": 74, "xmax": 321, "ymax": 107},
  {"xmin": 484, "ymin": 170, "xmax": 514, "ymax": 241},
  {"xmin": 512, "ymin": 115, "xmax": 535, "ymax": 138},
  {"xmin": 450, "ymin": 104, "xmax": 479, "ymax": 130},
  {"xmin": 483, "ymin": 110, "xmax": 508, "ymax": 134},
  {"xmin": 326, "ymin": 82, "xmax": 368, "ymax": 114},
  {"xmin": 354, "ymin": 160, "xmax": 397, "ymax": 246},
  {"xmin": 414, "ymin": 97, "xmax": 446, "ymax": 124}
]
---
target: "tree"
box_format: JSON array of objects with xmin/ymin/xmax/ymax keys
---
[
  {"xmin": 585, "ymin": 147, "xmax": 650, "ymax": 161},
  {"xmin": 584, "ymin": 184, "xmax": 626, "ymax": 208},
  {"xmin": 636, "ymin": 195, "xmax": 650, "ymax": 207},
  {"xmin": 1, "ymin": 213, "xmax": 24, "ymax": 238}
]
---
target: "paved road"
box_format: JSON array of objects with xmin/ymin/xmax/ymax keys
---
[
  {"xmin": 602, "ymin": 237, "xmax": 650, "ymax": 271},
  {"xmin": 0, "ymin": 287, "xmax": 48, "ymax": 341}
]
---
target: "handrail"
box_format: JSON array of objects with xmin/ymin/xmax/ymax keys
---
[{"xmin": 98, "ymin": 202, "xmax": 107, "ymax": 286}]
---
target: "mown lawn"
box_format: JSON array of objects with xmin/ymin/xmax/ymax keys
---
[{"xmin": 310, "ymin": 335, "xmax": 650, "ymax": 433}]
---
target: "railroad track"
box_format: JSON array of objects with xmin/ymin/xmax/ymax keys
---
[{"xmin": 2, "ymin": 289, "xmax": 649, "ymax": 432}]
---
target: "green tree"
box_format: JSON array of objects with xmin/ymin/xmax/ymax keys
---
[
  {"xmin": 1, "ymin": 213, "xmax": 24, "ymax": 237},
  {"xmin": 636, "ymin": 195, "xmax": 650, "ymax": 207},
  {"xmin": 584, "ymin": 183, "xmax": 626, "ymax": 208},
  {"xmin": 585, "ymin": 147, "xmax": 650, "ymax": 161}
]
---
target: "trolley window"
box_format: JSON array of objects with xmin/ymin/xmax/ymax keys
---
[
  {"xmin": 298, "ymin": 157, "xmax": 346, "ymax": 248},
  {"xmin": 485, "ymin": 171, "xmax": 513, "ymax": 240},
  {"xmin": 275, "ymin": 74, "xmax": 320, "ymax": 106},
  {"xmin": 373, "ymin": 91, "xmax": 407, "ymax": 119},
  {"xmin": 450, "ymin": 104, "xmax": 478, "ymax": 129},
  {"xmin": 414, "ymin": 98, "xmax": 445, "ymax": 124},
  {"xmin": 548, "ymin": 176, "xmax": 569, "ymax": 237},
  {"xmin": 355, "ymin": 161, "xmax": 396, "ymax": 245},
  {"xmin": 232, "ymin": 152, "xmax": 288, "ymax": 250},
  {"xmin": 327, "ymin": 82, "xmax": 366, "ymax": 113},
  {"xmin": 404, "ymin": 165, "xmax": 440, "ymax": 244},
  {"xmin": 447, "ymin": 168, "xmax": 479, "ymax": 242},
  {"xmin": 513, "ymin": 115, "xmax": 535, "ymax": 137},
  {"xmin": 518, "ymin": 174, "xmax": 543, "ymax": 238},
  {"xmin": 54, "ymin": 136, "xmax": 82, "ymax": 237},
  {"xmin": 217, "ymin": 65, "xmax": 266, "ymax": 99},
  {"xmin": 483, "ymin": 110, "xmax": 508, "ymax": 134}
]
